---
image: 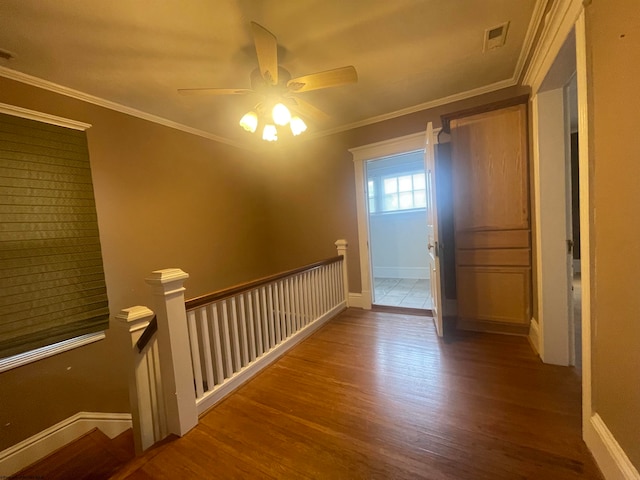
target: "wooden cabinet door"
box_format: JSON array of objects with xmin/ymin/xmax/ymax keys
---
[{"xmin": 450, "ymin": 104, "xmax": 531, "ymax": 329}]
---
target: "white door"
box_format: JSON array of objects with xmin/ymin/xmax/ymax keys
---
[{"xmin": 424, "ymin": 122, "xmax": 444, "ymax": 337}]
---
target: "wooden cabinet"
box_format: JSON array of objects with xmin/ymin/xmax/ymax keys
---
[{"xmin": 448, "ymin": 101, "xmax": 531, "ymax": 332}]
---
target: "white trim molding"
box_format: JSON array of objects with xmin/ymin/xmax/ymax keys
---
[
  {"xmin": 0, "ymin": 412, "xmax": 132, "ymax": 477},
  {"xmin": 0, "ymin": 331, "xmax": 106, "ymax": 373},
  {"xmin": 522, "ymin": 0, "xmax": 584, "ymax": 92},
  {"xmin": 585, "ymin": 414, "xmax": 640, "ymax": 480},
  {"xmin": 0, "ymin": 67, "xmax": 247, "ymax": 151},
  {"xmin": 348, "ymin": 293, "xmax": 365, "ymax": 309},
  {"xmin": 0, "ymin": 102, "xmax": 91, "ymax": 130},
  {"xmin": 528, "ymin": 318, "xmax": 541, "ymax": 355}
]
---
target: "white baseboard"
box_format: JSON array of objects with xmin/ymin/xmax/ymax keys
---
[
  {"xmin": 0, "ymin": 411, "xmax": 132, "ymax": 477},
  {"xmin": 372, "ymin": 266, "xmax": 429, "ymax": 279},
  {"xmin": 348, "ymin": 292, "xmax": 364, "ymax": 309},
  {"xmin": 528, "ymin": 318, "xmax": 540, "ymax": 356},
  {"xmin": 585, "ymin": 413, "xmax": 640, "ymax": 480}
]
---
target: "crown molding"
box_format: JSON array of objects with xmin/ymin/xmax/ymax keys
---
[
  {"xmin": 0, "ymin": 102, "xmax": 92, "ymax": 130},
  {"xmin": 0, "ymin": 66, "xmax": 249, "ymax": 151},
  {"xmin": 522, "ymin": 0, "xmax": 584, "ymax": 92},
  {"xmin": 310, "ymin": 77, "xmax": 518, "ymax": 139},
  {"xmin": 513, "ymin": 0, "xmax": 551, "ymax": 83}
]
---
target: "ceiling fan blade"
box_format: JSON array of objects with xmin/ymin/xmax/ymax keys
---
[
  {"xmin": 177, "ymin": 88, "xmax": 254, "ymax": 96},
  {"xmin": 287, "ymin": 66, "xmax": 357, "ymax": 93},
  {"xmin": 289, "ymin": 96, "xmax": 330, "ymax": 123},
  {"xmin": 251, "ymin": 22, "xmax": 278, "ymax": 85}
]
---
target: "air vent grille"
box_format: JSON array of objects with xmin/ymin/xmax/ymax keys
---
[{"xmin": 483, "ymin": 22, "xmax": 510, "ymax": 52}]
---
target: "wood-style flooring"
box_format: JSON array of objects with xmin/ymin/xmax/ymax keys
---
[{"xmin": 115, "ymin": 308, "xmax": 601, "ymax": 479}]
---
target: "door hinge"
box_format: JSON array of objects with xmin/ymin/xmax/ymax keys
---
[{"xmin": 567, "ymin": 239, "xmax": 574, "ymax": 254}]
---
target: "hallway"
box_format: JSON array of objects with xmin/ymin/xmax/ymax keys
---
[{"xmin": 114, "ymin": 308, "xmax": 601, "ymax": 479}]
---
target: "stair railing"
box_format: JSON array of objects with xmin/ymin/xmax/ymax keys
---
[{"xmin": 117, "ymin": 239, "xmax": 349, "ymax": 453}]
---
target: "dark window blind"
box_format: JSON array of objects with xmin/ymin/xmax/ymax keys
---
[{"xmin": 0, "ymin": 112, "xmax": 109, "ymax": 359}]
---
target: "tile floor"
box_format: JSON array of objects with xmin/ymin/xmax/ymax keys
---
[{"xmin": 373, "ymin": 277, "xmax": 433, "ymax": 309}]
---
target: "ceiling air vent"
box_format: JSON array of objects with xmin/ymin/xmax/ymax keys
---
[{"xmin": 483, "ymin": 22, "xmax": 509, "ymax": 52}]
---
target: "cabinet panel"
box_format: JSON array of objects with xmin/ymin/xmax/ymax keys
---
[
  {"xmin": 456, "ymin": 248, "xmax": 530, "ymax": 267},
  {"xmin": 451, "ymin": 105, "xmax": 529, "ymax": 231},
  {"xmin": 457, "ymin": 267, "xmax": 531, "ymax": 325}
]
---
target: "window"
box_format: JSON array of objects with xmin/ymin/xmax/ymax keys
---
[
  {"xmin": 0, "ymin": 109, "xmax": 109, "ymax": 361},
  {"xmin": 367, "ymin": 179, "xmax": 376, "ymax": 213},
  {"xmin": 368, "ymin": 170, "xmax": 426, "ymax": 213},
  {"xmin": 382, "ymin": 172, "xmax": 426, "ymax": 212}
]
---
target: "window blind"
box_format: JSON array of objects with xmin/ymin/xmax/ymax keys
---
[{"xmin": 0, "ymin": 112, "xmax": 109, "ymax": 359}]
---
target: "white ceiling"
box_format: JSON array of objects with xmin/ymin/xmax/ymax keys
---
[{"xmin": 0, "ymin": 0, "xmax": 542, "ymax": 146}]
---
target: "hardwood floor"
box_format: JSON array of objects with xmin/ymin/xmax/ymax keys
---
[
  {"xmin": 118, "ymin": 308, "xmax": 601, "ymax": 479},
  {"xmin": 13, "ymin": 428, "xmax": 134, "ymax": 480}
]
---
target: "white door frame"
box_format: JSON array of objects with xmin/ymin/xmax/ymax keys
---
[
  {"xmin": 349, "ymin": 131, "xmax": 439, "ymax": 309},
  {"xmin": 522, "ymin": 0, "xmax": 593, "ymax": 436}
]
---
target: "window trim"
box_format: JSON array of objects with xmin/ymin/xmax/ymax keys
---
[
  {"xmin": 0, "ymin": 331, "xmax": 105, "ymax": 373},
  {"xmin": 0, "ymin": 102, "xmax": 105, "ymax": 370}
]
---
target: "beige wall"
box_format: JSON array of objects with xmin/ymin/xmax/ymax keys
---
[
  {"xmin": 0, "ymin": 77, "xmax": 273, "ymax": 449},
  {"xmin": 588, "ymin": 0, "xmax": 640, "ymax": 469}
]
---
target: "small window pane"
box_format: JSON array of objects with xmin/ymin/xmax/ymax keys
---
[
  {"xmin": 383, "ymin": 194, "xmax": 398, "ymax": 211},
  {"xmin": 399, "ymin": 192, "xmax": 413, "ymax": 209},
  {"xmin": 384, "ymin": 177, "xmax": 397, "ymax": 194},
  {"xmin": 398, "ymin": 175, "xmax": 412, "ymax": 192},
  {"xmin": 368, "ymin": 179, "xmax": 375, "ymax": 197},
  {"xmin": 369, "ymin": 198, "xmax": 376, "ymax": 213},
  {"xmin": 414, "ymin": 190, "xmax": 427, "ymax": 208},
  {"xmin": 413, "ymin": 173, "xmax": 425, "ymax": 190}
]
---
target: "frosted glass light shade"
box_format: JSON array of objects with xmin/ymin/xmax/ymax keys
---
[
  {"xmin": 262, "ymin": 124, "xmax": 278, "ymax": 141},
  {"xmin": 239, "ymin": 111, "xmax": 258, "ymax": 133},
  {"xmin": 290, "ymin": 116, "xmax": 307, "ymax": 136},
  {"xmin": 272, "ymin": 103, "xmax": 291, "ymax": 126}
]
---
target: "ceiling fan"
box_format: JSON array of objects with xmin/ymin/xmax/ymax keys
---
[{"xmin": 178, "ymin": 22, "xmax": 358, "ymax": 141}]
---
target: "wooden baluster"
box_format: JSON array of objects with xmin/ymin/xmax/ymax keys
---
[
  {"xmin": 209, "ymin": 304, "xmax": 224, "ymax": 385},
  {"xmin": 278, "ymin": 280, "xmax": 287, "ymax": 340},
  {"xmin": 198, "ymin": 307, "xmax": 215, "ymax": 393},
  {"xmin": 267, "ymin": 283, "xmax": 276, "ymax": 346},
  {"xmin": 220, "ymin": 301, "xmax": 234, "ymax": 378},
  {"xmin": 229, "ymin": 297, "xmax": 242, "ymax": 371},
  {"xmin": 303, "ymin": 271, "xmax": 310, "ymax": 325},
  {"xmin": 272, "ymin": 282, "xmax": 281, "ymax": 344},
  {"xmin": 187, "ymin": 309, "xmax": 204, "ymax": 398},
  {"xmin": 262, "ymin": 286, "xmax": 272, "ymax": 350},
  {"xmin": 294, "ymin": 275, "xmax": 302, "ymax": 332},
  {"xmin": 253, "ymin": 289, "xmax": 264, "ymax": 357},
  {"xmin": 237, "ymin": 295, "xmax": 249, "ymax": 367},
  {"xmin": 284, "ymin": 278, "xmax": 292, "ymax": 337},
  {"xmin": 246, "ymin": 291, "xmax": 257, "ymax": 362}
]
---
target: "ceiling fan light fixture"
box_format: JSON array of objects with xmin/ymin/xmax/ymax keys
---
[
  {"xmin": 262, "ymin": 124, "xmax": 278, "ymax": 142},
  {"xmin": 239, "ymin": 111, "xmax": 258, "ymax": 133},
  {"xmin": 290, "ymin": 116, "xmax": 307, "ymax": 136},
  {"xmin": 272, "ymin": 103, "xmax": 291, "ymax": 126}
]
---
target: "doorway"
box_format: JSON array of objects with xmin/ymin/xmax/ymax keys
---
[
  {"xmin": 531, "ymin": 28, "xmax": 582, "ymax": 367},
  {"xmin": 350, "ymin": 131, "xmax": 439, "ymax": 311},
  {"xmin": 365, "ymin": 151, "xmax": 432, "ymax": 309}
]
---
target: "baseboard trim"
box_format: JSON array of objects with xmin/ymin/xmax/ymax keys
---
[
  {"xmin": 372, "ymin": 266, "xmax": 429, "ymax": 280},
  {"xmin": 528, "ymin": 318, "xmax": 540, "ymax": 355},
  {"xmin": 0, "ymin": 411, "xmax": 132, "ymax": 477},
  {"xmin": 348, "ymin": 292, "xmax": 365, "ymax": 309},
  {"xmin": 585, "ymin": 413, "xmax": 640, "ymax": 480}
]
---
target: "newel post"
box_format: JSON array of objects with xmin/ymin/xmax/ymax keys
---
[
  {"xmin": 145, "ymin": 269, "xmax": 198, "ymax": 437},
  {"xmin": 335, "ymin": 239, "xmax": 349, "ymax": 307},
  {"xmin": 115, "ymin": 306, "xmax": 157, "ymax": 454}
]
